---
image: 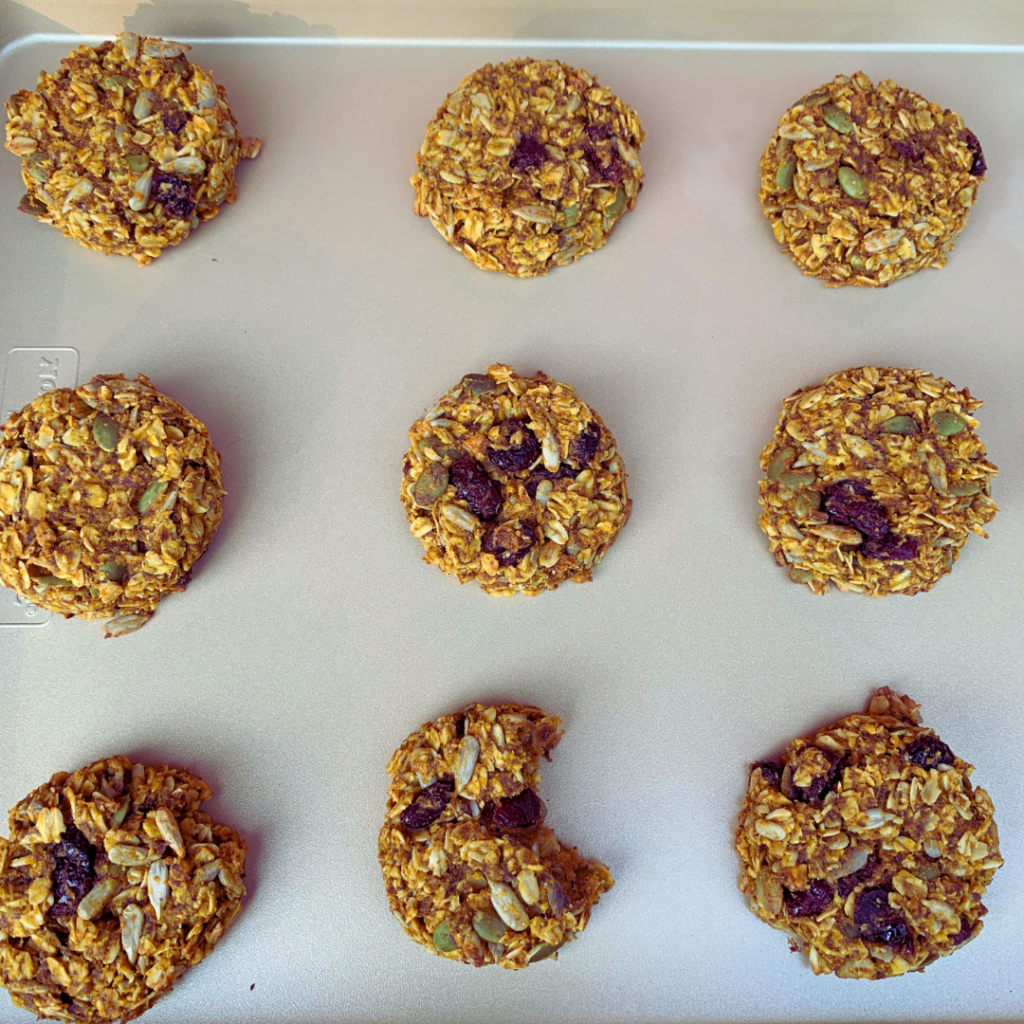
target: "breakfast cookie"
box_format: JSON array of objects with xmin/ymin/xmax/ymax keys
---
[
  {"xmin": 5, "ymin": 32, "xmax": 261, "ymax": 264},
  {"xmin": 759, "ymin": 72, "xmax": 985, "ymax": 286},
  {"xmin": 736, "ymin": 688, "xmax": 1003, "ymax": 979},
  {"xmin": 412, "ymin": 58, "xmax": 644, "ymax": 276},
  {"xmin": 759, "ymin": 366, "xmax": 997, "ymax": 596},
  {"xmin": 0, "ymin": 373, "xmax": 225, "ymax": 636},
  {"xmin": 0, "ymin": 756, "xmax": 246, "ymax": 1021},
  {"xmin": 379, "ymin": 703, "xmax": 613, "ymax": 968},
  {"xmin": 401, "ymin": 363, "xmax": 630, "ymax": 595}
]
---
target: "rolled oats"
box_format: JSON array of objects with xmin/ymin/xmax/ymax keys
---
[
  {"xmin": 759, "ymin": 366, "xmax": 997, "ymax": 596},
  {"xmin": 0, "ymin": 757, "xmax": 246, "ymax": 1021},
  {"xmin": 412, "ymin": 58, "xmax": 644, "ymax": 276},
  {"xmin": 759, "ymin": 72, "xmax": 985, "ymax": 286},
  {"xmin": 0, "ymin": 373, "xmax": 225, "ymax": 634},
  {"xmin": 402, "ymin": 364, "xmax": 630, "ymax": 595},
  {"xmin": 379, "ymin": 703, "xmax": 613, "ymax": 969},
  {"xmin": 4, "ymin": 32, "xmax": 261, "ymax": 264}
]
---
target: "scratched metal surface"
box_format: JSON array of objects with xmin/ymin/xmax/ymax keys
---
[{"xmin": 1, "ymin": 36, "xmax": 1023, "ymax": 1024}]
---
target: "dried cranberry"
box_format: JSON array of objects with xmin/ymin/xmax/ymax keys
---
[
  {"xmin": 904, "ymin": 734, "xmax": 955, "ymax": 769},
  {"xmin": 569, "ymin": 422, "xmax": 601, "ymax": 467},
  {"xmin": 399, "ymin": 779, "xmax": 453, "ymax": 830},
  {"xmin": 486, "ymin": 419, "xmax": 540, "ymax": 474},
  {"xmin": 792, "ymin": 748, "xmax": 842, "ymax": 804},
  {"xmin": 862, "ymin": 533, "xmax": 919, "ymax": 561},
  {"xmin": 751, "ymin": 761, "xmax": 783, "ymax": 789},
  {"xmin": 492, "ymin": 789, "xmax": 541, "ymax": 830},
  {"xmin": 525, "ymin": 464, "xmax": 576, "ymax": 498},
  {"xmin": 783, "ymin": 879, "xmax": 833, "ymax": 917},
  {"xmin": 836, "ymin": 852, "xmax": 878, "ymax": 898},
  {"xmin": 482, "ymin": 522, "xmax": 534, "ymax": 568},
  {"xmin": 581, "ymin": 141, "xmax": 625, "ymax": 184},
  {"xmin": 450, "ymin": 459, "xmax": 501, "ymax": 520},
  {"xmin": 823, "ymin": 480, "xmax": 889, "ymax": 541},
  {"xmin": 151, "ymin": 172, "xmax": 195, "ymax": 220},
  {"xmin": 964, "ymin": 130, "xmax": 986, "ymax": 176},
  {"xmin": 163, "ymin": 109, "xmax": 190, "ymax": 135},
  {"xmin": 50, "ymin": 822, "xmax": 96, "ymax": 919},
  {"xmin": 584, "ymin": 123, "xmax": 612, "ymax": 142},
  {"xmin": 951, "ymin": 923, "xmax": 974, "ymax": 945},
  {"xmin": 853, "ymin": 888, "xmax": 912, "ymax": 947},
  {"xmin": 891, "ymin": 137, "xmax": 924, "ymax": 162},
  {"xmin": 510, "ymin": 133, "xmax": 548, "ymax": 172}
]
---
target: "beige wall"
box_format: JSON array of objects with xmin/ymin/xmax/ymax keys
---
[{"xmin": 3, "ymin": 0, "xmax": 1023, "ymax": 46}]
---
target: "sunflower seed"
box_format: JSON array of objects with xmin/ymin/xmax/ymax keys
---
[
  {"xmin": 120, "ymin": 904, "xmax": 143, "ymax": 964},
  {"xmin": 534, "ymin": 479, "xmax": 553, "ymax": 508},
  {"xmin": 926, "ymin": 454, "xmax": 948, "ymax": 495},
  {"xmin": 128, "ymin": 167, "xmax": 153, "ymax": 212},
  {"xmin": 833, "ymin": 846, "xmax": 871, "ymax": 879},
  {"xmin": 454, "ymin": 736, "xmax": 479, "ymax": 793},
  {"xmin": 863, "ymin": 227, "xmax": 905, "ymax": 253},
  {"xmin": 513, "ymin": 205, "xmax": 553, "ymax": 224},
  {"xmin": 77, "ymin": 878, "xmax": 120, "ymax": 921},
  {"xmin": 170, "ymin": 156, "xmax": 205, "ymax": 175},
  {"xmin": 114, "ymin": 123, "xmax": 130, "ymax": 148},
  {"xmin": 949, "ymin": 481, "xmax": 981, "ymax": 496},
  {"xmin": 440, "ymin": 503, "xmax": 478, "ymax": 532},
  {"xmin": 197, "ymin": 82, "xmax": 217, "ymax": 110},
  {"xmin": 108, "ymin": 843, "xmax": 160, "ymax": 866},
  {"xmin": 755, "ymin": 869, "xmax": 783, "ymax": 915},
  {"xmin": 541, "ymin": 429, "xmax": 560, "ymax": 472},
  {"xmin": 517, "ymin": 870, "xmax": 540, "ymax": 905},
  {"xmin": 545, "ymin": 878, "xmax": 565, "ymax": 914},
  {"xmin": 112, "ymin": 798, "xmax": 130, "ymax": 826},
  {"xmin": 822, "ymin": 104, "xmax": 854, "ymax": 134},
  {"xmin": 142, "ymin": 39, "xmax": 189, "ymax": 58},
  {"xmin": 153, "ymin": 808, "xmax": 185, "ymax": 857},
  {"xmin": 92, "ymin": 412, "xmax": 120, "ymax": 452},
  {"xmin": 133, "ymin": 90, "xmax": 155, "ymax": 121},
  {"xmin": 488, "ymin": 880, "xmax": 529, "ymax": 931},
  {"xmin": 838, "ymin": 166, "xmax": 866, "ymax": 199},
  {"xmin": 789, "ymin": 566, "xmax": 815, "ymax": 583},
  {"xmin": 61, "ymin": 179, "xmax": 93, "ymax": 215},
  {"xmin": 196, "ymin": 858, "xmax": 221, "ymax": 883},
  {"xmin": 102, "ymin": 613, "xmax": 152, "ymax": 638},
  {"xmin": 807, "ymin": 524, "xmax": 863, "ymax": 545},
  {"xmin": 218, "ymin": 864, "xmax": 244, "ymax": 896},
  {"xmin": 147, "ymin": 860, "xmax": 169, "ymax": 920},
  {"xmin": 121, "ymin": 32, "xmax": 139, "ymax": 60},
  {"xmin": 930, "ymin": 410, "xmax": 967, "ymax": 436}
]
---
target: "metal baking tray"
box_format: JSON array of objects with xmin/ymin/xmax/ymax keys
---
[{"xmin": 1, "ymin": 31, "xmax": 1023, "ymax": 1024}]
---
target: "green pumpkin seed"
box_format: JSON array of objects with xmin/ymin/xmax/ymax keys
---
[
  {"xmin": 126, "ymin": 154, "xmax": 149, "ymax": 174},
  {"xmin": 99, "ymin": 559, "xmax": 126, "ymax": 582},
  {"xmin": 528, "ymin": 940, "xmax": 564, "ymax": 963},
  {"xmin": 930, "ymin": 410, "xmax": 967, "ymax": 436},
  {"xmin": 432, "ymin": 921, "xmax": 457, "ymax": 953},
  {"xmin": 418, "ymin": 436, "xmax": 461, "ymax": 461},
  {"xmin": 602, "ymin": 188, "xmax": 627, "ymax": 229},
  {"xmin": 778, "ymin": 471, "xmax": 815, "ymax": 490},
  {"xmin": 838, "ymin": 166, "xmax": 866, "ymax": 199},
  {"xmin": 35, "ymin": 575, "xmax": 71, "ymax": 589},
  {"xmin": 849, "ymin": 253, "xmax": 866, "ymax": 270},
  {"xmin": 794, "ymin": 491, "xmax": 821, "ymax": 517},
  {"xmin": 803, "ymin": 92, "xmax": 831, "ymax": 107},
  {"xmin": 461, "ymin": 374, "xmax": 496, "ymax": 397},
  {"xmin": 766, "ymin": 447, "xmax": 795, "ymax": 484},
  {"xmin": 878, "ymin": 415, "xmax": 920, "ymax": 436},
  {"xmin": 412, "ymin": 462, "xmax": 449, "ymax": 507},
  {"xmin": 104, "ymin": 75, "xmax": 130, "ymax": 90},
  {"xmin": 822, "ymin": 104, "xmax": 854, "ymax": 134},
  {"xmin": 562, "ymin": 203, "xmax": 580, "ymax": 227},
  {"xmin": 27, "ymin": 154, "xmax": 49, "ymax": 183},
  {"xmin": 789, "ymin": 567, "xmax": 815, "ymax": 584},
  {"xmin": 92, "ymin": 412, "xmax": 120, "ymax": 452},
  {"xmin": 949, "ymin": 481, "xmax": 981, "ymax": 497},
  {"xmin": 775, "ymin": 158, "xmax": 795, "ymax": 192},
  {"xmin": 138, "ymin": 479, "xmax": 168, "ymax": 514},
  {"xmin": 472, "ymin": 908, "xmax": 506, "ymax": 943}
]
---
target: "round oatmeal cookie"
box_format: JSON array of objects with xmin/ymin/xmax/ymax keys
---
[
  {"xmin": 0, "ymin": 756, "xmax": 247, "ymax": 1021},
  {"xmin": 380, "ymin": 703, "xmax": 613, "ymax": 968},
  {"xmin": 0, "ymin": 373, "xmax": 225, "ymax": 637},
  {"xmin": 736, "ymin": 687, "xmax": 1003, "ymax": 979},
  {"xmin": 411, "ymin": 58, "xmax": 644, "ymax": 276},
  {"xmin": 5, "ymin": 32, "xmax": 261, "ymax": 265},
  {"xmin": 759, "ymin": 72, "xmax": 986, "ymax": 286},
  {"xmin": 401, "ymin": 363, "xmax": 631, "ymax": 595},
  {"xmin": 759, "ymin": 366, "xmax": 997, "ymax": 596}
]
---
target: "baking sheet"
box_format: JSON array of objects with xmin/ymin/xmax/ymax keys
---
[{"xmin": 1, "ymin": 35, "xmax": 1024, "ymax": 1024}]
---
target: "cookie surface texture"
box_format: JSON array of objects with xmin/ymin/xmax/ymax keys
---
[
  {"xmin": 0, "ymin": 373, "xmax": 225, "ymax": 636},
  {"xmin": 736, "ymin": 688, "xmax": 1003, "ymax": 979},
  {"xmin": 402, "ymin": 363, "xmax": 631, "ymax": 595},
  {"xmin": 412, "ymin": 58, "xmax": 644, "ymax": 276},
  {"xmin": 759, "ymin": 366, "xmax": 997, "ymax": 596},
  {"xmin": 379, "ymin": 703, "xmax": 613, "ymax": 968},
  {"xmin": 0, "ymin": 756, "xmax": 246, "ymax": 1021},
  {"xmin": 5, "ymin": 32, "xmax": 261, "ymax": 264},
  {"xmin": 759, "ymin": 72, "xmax": 985, "ymax": 286}
]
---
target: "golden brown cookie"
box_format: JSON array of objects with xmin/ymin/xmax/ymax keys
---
[
  {"xmin": 0, "ymin": 373, "xmax": 225, "ymax": 636},
  {"xmin": 379, "ymin": 703, "xmax": 613, "ymax": 968},
  {"xmin": 0, "ymin": 756, "xmax": 246, "ymax": 1021},
  {"xmin": 759, "ymin": 72, "xmax": 985, "ymax": 286},
  {"xmin": 759, "ymin": 366, "xmax": 997, "ymax": 596},
  {"xmin": 736, "ymin": 688, "xmax": 1003, "ymax": 979},
  {"xmin": 412, "ymin": 58, "xmax": 644, "ymax": 276},
  {"xmin": 401, "ymin": 363, "xmax": 631, "ymax": 595},
  {"xmin": 5, "ymin": 32, "xmax": 261, "ymax": 264}
]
